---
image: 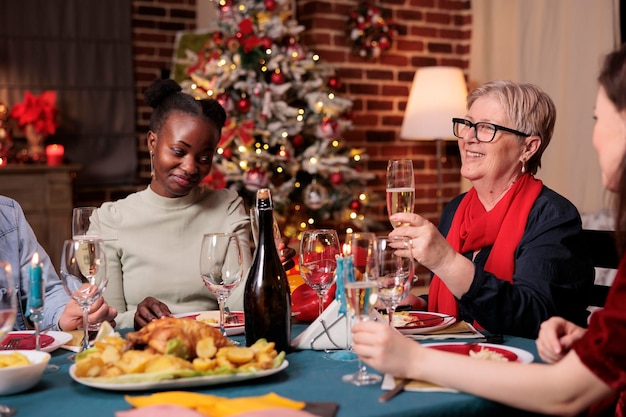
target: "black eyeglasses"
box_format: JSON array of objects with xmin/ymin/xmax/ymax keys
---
[{"xmin": 452, "ymin": 118, "xmax": 531, "ymax": 143}]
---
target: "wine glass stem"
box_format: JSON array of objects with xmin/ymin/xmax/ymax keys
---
[
  {"xmin": 387, "ymin": 306, "xmax": 396, "ymax": 327},
  {"xmin": 34, "ymin": 321, "xmax": 41, "ymax": 351},
  {"xmin": 317, "ymin": 292, "xmax": 324, "ymax": 317},
  {"xmin": 81, "ymin": 306, "xmax": 90, "ymax": 352},
  {"xmin": 218, "ymin": 299, "xmax": 226, "ymax": 336}
]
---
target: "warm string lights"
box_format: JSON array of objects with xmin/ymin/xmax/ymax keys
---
[{"xmin": 183, "ymin": 0, "xmax": 375, "ymax": 237}]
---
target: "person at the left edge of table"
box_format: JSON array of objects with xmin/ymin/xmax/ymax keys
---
[{"xmin": 0, "ymin": 195, "xmax": 117, "ymax": 331}]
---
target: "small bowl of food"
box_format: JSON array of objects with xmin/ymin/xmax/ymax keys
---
[{"xmin": 0, "ymin": 350, "xmax": 50, "ymax": 395}]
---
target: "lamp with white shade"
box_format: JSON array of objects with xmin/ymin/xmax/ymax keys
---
[{"xmin": 400, "ymin": 66, "xmax": 468, "ymax": 212}]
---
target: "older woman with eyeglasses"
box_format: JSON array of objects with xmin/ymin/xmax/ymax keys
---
[{"xmin": 390, "ymin": 80, "xmax": 594, "ymax": 338}]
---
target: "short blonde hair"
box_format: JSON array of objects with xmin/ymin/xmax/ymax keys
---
[{"xmin": 467, "ymin": 80, "xmax": 556, "ymax": 175}]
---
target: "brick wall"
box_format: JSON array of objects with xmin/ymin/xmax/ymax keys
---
[{"xmin": 78, "ymin": 0, "xmax": 471, "ymax": 228}]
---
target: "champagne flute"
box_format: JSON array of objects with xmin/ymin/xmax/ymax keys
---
[
  {"xmin": 199, "ymin": 233, "xmax": 243, "ymax": 338},
  {"xmin": 0, "ymin": 262, "xmax": 17, "ymax": 417},
  {"xmin": 375, "ymin": 236, "xmax": 415, "ymax": 327},
  {"xmin": 72, "ymin": 206, "xmax": 103, "ymax": 332},
  {"xmin": 342, "ymin": 238, "xmax": 381, "ymax": 386},
  {"xmin": 59, "ymin": 238, "xmax": 108, "ymax": 358},
  {"xmin": 386, "ymin": 159, "xmax": 415, "ymax": 228},
  {"xmin": 299, "ymin": 229, "xmax": 341, "ymax": 318}
]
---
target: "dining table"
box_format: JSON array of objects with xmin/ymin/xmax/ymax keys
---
[{"xmin": 1, "ymin": 324, "xmax": 548, "ymax": 417}]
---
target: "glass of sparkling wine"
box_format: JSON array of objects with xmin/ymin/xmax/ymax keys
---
[
  {"xmin": 342, "ymin": 237, "xmax": 381, "ymax": 386},
  {"xmin": 386, "ymin": 159, "xmax": 415, "ymax": 228}
]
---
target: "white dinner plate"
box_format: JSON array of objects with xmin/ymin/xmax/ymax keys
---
[
  {"xmin": 4, "ymin": 330, "xmax": 73, "ymax": 353},
  {"xmin": 69, "ymin": 359, "xmax": 288, "ymax": 391},
  {"xmin": 425, "ymin": 342, "xmax": 534, "ymax": 363},
  {"xmin": 389, "ymin": 311, "xmax": 456, "ymax": 335},
  {"xmin": 173, "ymin": 311, "xmax": 245, "ymax": 336}
]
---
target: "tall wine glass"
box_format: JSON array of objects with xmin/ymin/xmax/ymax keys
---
[
  {"xmin": 386, "ymin": 159, "xmax": 415, "ymax": 228},
  {"xmin": 375, "ymin": 236, "xmax": 415, "ymax": 327},
  {"xmin": 0, "ymin": 262, "xmax": 17, "ymax": 417},
  {"xmin": 59, "ymin": 238, "xmax": 108, "ymax": 358},
  {"xmin": 342, "ymin": 238, "xmax": 381, "ymax": 386},
  {"xmin": 199, "ymin": 233, "xmax": 243, "ymax": 338},
  {"xmin": 299, "ymin": 229, "xmax": 341, "ymax": 318},
  {"xmin": 72, "ymin": 206, "xmax": 101, "ymax": 239}
]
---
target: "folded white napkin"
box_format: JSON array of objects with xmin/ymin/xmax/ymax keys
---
[{"xmin": 291, "ymin": 300, "xmax": 349, "ymax": 350}]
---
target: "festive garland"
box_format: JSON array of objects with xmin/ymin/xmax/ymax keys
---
[{"xmin": 347, "ymin": 3, "xmax": 395, "ymax": 59}]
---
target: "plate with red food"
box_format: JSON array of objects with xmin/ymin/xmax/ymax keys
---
[
  {"xmin": 3, "ymin": 330, "xmax": 73, "ymax": 353},
  {"xmin": 426, "ymin": 342, "xmax": 534, "ymax": 363},
  {"xmin": 387, "ymin": 311, "xmax": 456, "ymax": 335},
  {"xmin": 173, "ymin": 311, "xmax": 245, "ymax": 336}
]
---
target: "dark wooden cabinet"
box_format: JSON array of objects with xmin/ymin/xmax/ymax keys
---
[{"xmin": 0, "ymin": 164, "xmax": 80, "ymax": 269}]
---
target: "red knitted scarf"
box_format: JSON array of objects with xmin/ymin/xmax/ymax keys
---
[{"xmin": 428, "ymin": 174, "xmax": 543, "ymax": 323}]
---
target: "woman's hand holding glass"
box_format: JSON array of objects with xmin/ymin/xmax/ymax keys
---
[
  {"xmin": 299, "ymin": 229, "xmax": 341, "ymax": 318},
  {"xmin": 199, "ymin": 233, "xmax": 243, "ymax": 338},
  {"xmin": 59, "ymin": 238, "xmax": 108, "ymax": 356}
]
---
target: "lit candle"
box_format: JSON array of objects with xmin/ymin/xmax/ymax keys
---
[
  {"xmin": 29, "ymin": 253, "xmax": 44, "ymax": 310},
  {"xmin": 45, "ymin": 144, "xmax": 64, "ymax": 166}
]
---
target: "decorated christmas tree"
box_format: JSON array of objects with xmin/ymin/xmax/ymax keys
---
[{"xmin": 172, "ymin": 0, "xmax": 375, "ymax": 238}]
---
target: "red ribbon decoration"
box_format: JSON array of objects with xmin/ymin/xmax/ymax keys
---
[{"xmin": 219, "ymin": 119, "xmax": 255, "ymax": 148}]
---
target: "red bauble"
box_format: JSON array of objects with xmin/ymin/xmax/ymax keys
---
[
  {"xmin": 221, "ymin": 147, "xmax": 233, "ymax": 160},
  {"xmin": 270, "ymin": 71, "xmax": 286, "ymax": 85},
  {"xmin": 261, "ymin": 36, "xmax": 273, "ymax": 49},
  {"xmin": 236, "ymin": 96, "xmax": 252, "ymax": 113},
  {"xmin": 212, "ymin": 32, "xmax": 224, "ymax": 44},
  {"xmin": 327, "ymin": 76, "xmax": 342, "ymax": 90},
  {"xmin": 349, "ymin": 199, "xmax": 362, "ymax": 211},
  {"xmin": 290, "ymin": 134, "xmax": 305, "ymax": 147},
  {"xmin": 317, "ymin": 117, "xmax": 340, "ymax": 140},
  {"xmin": 264, "ymin": 0, "xmax": 277, "ymax": 11},
  {"xmin": 330, "ymin": 171, "xmax": 344, "ymax": 186},
  {"xmin": 291, "ymin": 282, "xmax": 336, "ymax": 322}
]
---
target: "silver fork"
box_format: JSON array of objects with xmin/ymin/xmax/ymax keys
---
[
  {"xmin": 0, "ymin": 338, "xmax": 22, "ymax": 350},
  {"xmin": 0, "ymin": 324, "xmax": 55, "ymax": 350}
]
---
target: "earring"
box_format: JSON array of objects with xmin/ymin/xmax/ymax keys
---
[
  {"xmin": 150, "ymin": 151, "xmax": 155, "ymax": 178},
  {"xmin": 521, "ymin": 159, "xmax": 526, "ymax": 174}
]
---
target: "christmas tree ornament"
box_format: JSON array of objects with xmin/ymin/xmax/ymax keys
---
[
  {"xmin": 221, "ymin": 147, "xmax": 233, "ymax": 160},
  {"xmin": 236, "ymin": 95, "xmax": 252, "ymax": 113},
  {"xmin": 317, "ymin": 117, "xmax": 340, "ymax": 140},
  {"xmin": 264, "ymin": 0, "xmax": 277, "ymax": 12},
  {"xmin": 303, "ymin": 181, "xmax": 329, "ymax": 210},
  {"xmin": 327, "ymin": 76, "xmax": 342, "ymax": 90},
  {"xmin": 329, "ymin": 171, "xmax": 344, "ymax": 186},
  {"xmin": 243, "ymin": 166, "xmax": 269, "ymax": 192},
  {"xmin": 270, "ymin": 70, "xmax": 286, "ymax": 85},
  {"xmin": 290, "ymin": 133, "xmax": 305, "ymax": 148},
  {"xmin": 349, "ymin": 199, "xmax": 362, "ymax": 212}
]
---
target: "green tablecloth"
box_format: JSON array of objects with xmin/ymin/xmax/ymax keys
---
[{"xmin": 1, "ymin": 325, "xmax": 545, "ymax": 417}]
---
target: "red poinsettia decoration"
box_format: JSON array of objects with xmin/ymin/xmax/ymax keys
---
[{"xmin": 9, "ymin": 90, "xmax": 59, "ymax": 136}]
